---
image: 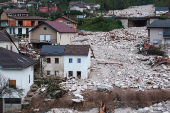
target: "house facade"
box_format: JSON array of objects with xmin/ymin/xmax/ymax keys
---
[
  {"xmin": 147, "ymin": 20, "xmax": 170, "ymax": 46},
  {"xmin": 26, "ymin": 1, "xmax": 38, "ymax": 8},
  {"xmin": 64, "ymin": 45, "xmax": 91, "ymax": 79},
  {"xmin": 39, "ymin": 45, "xmax": 91, "ymax": 79},
  {"xmin": 0, "ymin": 9, "xmax": 46, "ymax": 39},
  {"xmin": 155, "ymin": 7, "xmax": 169, "ymax": 16},
  {"xmin": 53, "ymin": 16, "xmax": 77, "ymax": 31},
  {"xmin": 39, "ymin": 45, "xmax": 65, "ymax": 78},
  {"xmin": 29, "ymin": 21, "xmax": 77, "ymax": 48},
  {"xmin": 0, "ymin": 47, "xmax": 37, "ymax": 113},
  {"xmin": 70, "ymin": 4, "xmax": 87, "ymax": 12},
  {"xmin": 0, "ymin": 30, "xmax": 19, "ymax": 53}
]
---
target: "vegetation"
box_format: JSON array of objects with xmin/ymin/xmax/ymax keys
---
[
  {"xmin": 148, "ymin": 45, "xmax": 164, "ymax": 56},
  {"xmin": 35, "ymin": 78, "xmax": 66, "ymax": 99},
  {"xmin": 76, "ymin": 16, "xmax": 123, "ymax": 32},
  {"xmin": 153, "ymin": 0, "xmax": 170, "ymax": 9}
]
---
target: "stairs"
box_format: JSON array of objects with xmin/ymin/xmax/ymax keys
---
[{"xmin": 21, "ymin": 84, "xmax": 38, "ymax": 109}]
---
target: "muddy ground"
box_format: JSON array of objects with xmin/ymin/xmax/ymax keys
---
[{"xmin": 23, "ymin": 87, "xmax": 170, "ymax": 113}]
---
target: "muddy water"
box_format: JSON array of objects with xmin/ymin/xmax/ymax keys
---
[{"xmin": 79, "ymin": 87, "xmax": 170, "ymax": 111}]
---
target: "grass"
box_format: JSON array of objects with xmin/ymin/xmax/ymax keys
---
[{"xmin": 76, "ymin": 16, "xmax": 124, "ymax": 32}]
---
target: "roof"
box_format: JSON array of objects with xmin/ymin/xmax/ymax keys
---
[
  {"xmin": 39, "ymin": 6, "xmax": 57, "ymax": 13},
  {"xmin": 30, "ymin": 21, "xmax": 77, "ymax": 33},
  {"xmin": 155, "ymin": 7, "xmax": 169, "ymax": 11},
  {"xmin": 75, "ymin": 4, "xmax": 87, "ymax": 8},
  {"xmin": 0, "ymin": 47, "xmax": 37, "ymax": 69},
  {"xmin": 39, "ymin": 45, "xmax": 66, "ymax": 56},
  {"xmin": 0, "ymin": 30, "xmax": 19, "ymax": 42},
  {"xmin": 10, "ymin": 16, "xmax": 46, "ymax": 20},
  {"xmin": 55, "ymin": 16, "xmax": 77, "ymax": 24},
  {"xmin": 147, "ymin": 20, "xmax": 170, "ymax": 28},
  {"xmin": 69, "ymin": 1, "xmax": 90, "ymax": 5},
  {"xmin": 3, "ymin": 9, "xmax": 29, "ymax": 14},
  {"xmin": 64, "ymin": 45, "xmax": 90, "ymax": 56},
  {"xmin": 27, "ymin": 1, "xmax": 38, "ymax": 4}
]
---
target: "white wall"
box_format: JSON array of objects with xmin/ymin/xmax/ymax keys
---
[
  {"xmin": 7, "ymin": 27, "xmax": 32, "ymax": 35},
  {"xmin": 64, "ymin": 50, "xmax": 90, "ymax": 79},
  {"xmin": 156, "ymin": 10, "xmax": 169, "ymax": 15},
  {"xmin": 0, "ymin": 66, "xmax": 34, "ymax": 99},
  {"xmin": 0, "ymin": 41, "xmax": 19, "ymax": 53}
]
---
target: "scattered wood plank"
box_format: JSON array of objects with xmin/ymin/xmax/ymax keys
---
[{"xmin": 97, "ymin": 62, "xmax": 123, "ymax": 66}]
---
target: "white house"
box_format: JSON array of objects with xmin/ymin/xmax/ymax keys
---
[
  {"xmin": 26, "ymin": 1, "xmax": 39, "ymax": 8},
  {"xmin": 0, "ymin": 47, "xmax": 37, "ymax": 113},
  {"xmin": 64, "ymin": 45, "xmax": 91, "ymax": 79},
  {"xmin": 0, "ymin": 30, "xmax": 19, "ymax": 53},
  {"xmin": 155, "ymin": 7, "xmax": 169, "ymax": 16},
  {"xmin": 39, "ymin": 45, "xmax": 91, "ymax": 79}
]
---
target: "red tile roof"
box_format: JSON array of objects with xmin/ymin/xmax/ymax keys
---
[
  {"xmin": 44, "ymin": 21, "xmax": 77, "ymax": 33},
  {"xmin": 39, "ymin": 6, "xmax": 57, "ymax": 13},
  {"xmin": 55, "ymin": 16, "xmax": 78, "ymax": 24}
]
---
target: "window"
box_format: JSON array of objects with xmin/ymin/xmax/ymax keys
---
[
  {"xmin": 67, "ymin": 21, "xmax": 71, "ymax": 24},
  {"xmin": 153, "ymin": 40, "xmax": 159, "ymax": 44},
  {"xmin": 77, "ymin": 71, "xmax": 81, "ymax": 79},
  {"xmin": 55, "ymin": 58, "xmax": 59, "ymax": 63},
  {"xmin": 10, "ymin": 45, "xmax": 12, "ymax": 51},
  {"xmin": 29, "ymin": 75, "xmax": 30, "ymax": 83},
  {"xmin": 5, "ymin": 98, "xmax": 21, "ymax": 104},
  {"xmin": 9, "ymin": 80, "xmax": 16, "ymax": 88},
  {"xmin": 6, "ymin": 45, "xmax": 8, "ymax": 49},
  {"xmin": 44, "ymin": 27, "xmax": 46, "ymax": 30},
  {"xmin": 68, "ymin": 71, "xmax": 73, "ymax": 77},
  {"xmin": 167, "ymin": 40, "xmax": 170, "ymax": 44},
  {"xmin": 77, "ymin": 58, "xmax": 81, "ymax": 63},
  {"xmin": 55, "ymin": 71, "xmax": 59, "ymax": 76},
  {"xmin": 18, "ymin": 28, "xmax": 22, "ymax": 34},
  {"xmin": 47, "ymin": 58, "xmax": 51, "ymax": 63},
  {"xmin": 69, "ymin": 58, "xmax": 73, "ymax": 63},
  {"xmin": 9, "ymin": 28, "xmax": 11, "ymax": 34},
  {"xmin": 26, "ymin": 28, "xmax": 29, "ymax": 34},
  {"xmin": 47, "ymin": 71, "xmax": 50, "ymax": 76},
  {"xmin": 13, "ymin": 28, "xmax": 15, "ymax": 34},
  {"xmin": 158, "ymin": 31, "xmax": 163, "ymax": 35},
  {"xmin": 46, "ymin": 35, "xmax": 51, "ymax": 42},
  {"xmin": 40, "ymin": 35, "xmax": 44, "ymax": 42}
]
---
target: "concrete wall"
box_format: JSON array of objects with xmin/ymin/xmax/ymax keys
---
[
  {"xmin": 119, "ymin": 19, "xmax": 128, "ymax": 28},
  {"xmin": 0, "ymin": 66, "xmax": 34, "ymax": 99},
  {"xmin": 0, "ymin": 41, "xmax": 19, "ymax": 53},
  {"xmin": 150, "ymin": 28, "xmax": 164, "ymax": 45},
  {"xmin": 42, "ymin": 56, "xmax": 64, "ymax": 78},
  {"xmin": 64, "ymin": 50, "xmax": 91, "ymax": 79}
]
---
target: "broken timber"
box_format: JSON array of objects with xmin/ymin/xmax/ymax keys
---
[
  {"xmin": 97, "ymin": 62, "xmax": 123, "ymax": 66},
  {"xmin": 90, "ymin": 46, "xmax": 95, "ymax": 58}
]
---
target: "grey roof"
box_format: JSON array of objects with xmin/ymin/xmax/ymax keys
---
[
  {"xmin": 147, "ymin": 20, "xmax": 170, "ymax": 28},
  {"xmin": 0, "ymin": 30, "xmax": 19, "ymax": 42},
  {"xmin": 39, "ymin": 45, "xmax": 66, "ymax": 56},
  {"xmin": 27, "ymin": 1, "xmax": 38, "ymax": 4},
  {"xmin": 155, "ymin": 7, "xmax": 169, "ymax": 11},
  {"xmin": 0, "ymin": 47, "xmax": 37, "ymax": 69}
]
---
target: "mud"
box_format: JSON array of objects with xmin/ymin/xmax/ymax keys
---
[{"xmin": 23, "ymin": 87, "xmax": 170, "ymax": 113}]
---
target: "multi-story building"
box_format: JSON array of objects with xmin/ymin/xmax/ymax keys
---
[{"xmin": 0, "ymin": 9, "xmax": 46, "ymax": 39}]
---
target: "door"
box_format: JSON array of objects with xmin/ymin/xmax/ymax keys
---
[
  {"xmin": 40, "ymin": 35, "xmax": 44, "ymax": 42},
  {"xmin": 46, "ymin": 35, "xmax": 51, "ymax": 42},
  {"xmin": 0, "ymin": 98, "xmax": 3, "ymax": 113}
]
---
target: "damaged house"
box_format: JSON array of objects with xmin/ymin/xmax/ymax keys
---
[
  {"xmin": 29, "ymin": 21, "xmax": 77, "ymax": 49},
  {"xmin": 39, "ymin": 45, "xmax": 91, "ymax": 79},
  {"xmin": 147, "ymin": 20, "xmax": 170, "ymax": 46}
]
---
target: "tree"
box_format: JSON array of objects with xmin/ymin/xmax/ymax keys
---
[{"xmin": 0, "ymin": 75, "xmax": 23, "ymax": 98}]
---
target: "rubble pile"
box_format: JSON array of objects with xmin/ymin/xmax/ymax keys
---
[
  {"xmin": 19, "ymin": 39, "xmax": 40, "ymax": 59},
  {"xmin": 107, "ymin": 4, "xmax": 155, "ymax": 17},
  {"xmin": 71, "ymin": 27, "xmax": 170, "ymax": 91}
]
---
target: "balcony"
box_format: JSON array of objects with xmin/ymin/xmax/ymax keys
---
[{"xmin": 30, "ymin": 39, "xmax": 57, "ymax": 43}]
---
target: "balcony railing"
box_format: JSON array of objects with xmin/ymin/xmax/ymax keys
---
[
  {"xmin": 67, "ymin": 24, "xmax": 72, "ymax": 27},
  {"xmin": 30, "ymin": 39, "xmax": 57, "ymax": 43}
]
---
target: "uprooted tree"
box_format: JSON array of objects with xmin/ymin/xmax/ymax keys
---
[{"xmin": 0, "ymin": 75, "xmax": 24, "ymax": 98}]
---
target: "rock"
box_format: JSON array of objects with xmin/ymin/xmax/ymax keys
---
[
  {"xmin": 71, "ymin": 99, "xmax": 84, "ymax": 102},
  {"xmin": 97, "ymin": 84, "xmax": 113, "ymax": 92},
  {"xmin": 153, "ymin": 85, "xmax": 158, "ymax": 89},
  {"xmin": 70, "ymin": 84, "xmax": 77, "ymax": 91}
]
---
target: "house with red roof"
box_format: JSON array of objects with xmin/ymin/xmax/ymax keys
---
[
  {"xmin": 53, "ymin": 16, "xmax": 77, "ymax": 31},
  {"xmin": 39, "ymin": 6, "xmax": 57, "ymax": 13},
  {"xmin": 29, "ymin": 21, "xmax": 77, "ymax": 48}
]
